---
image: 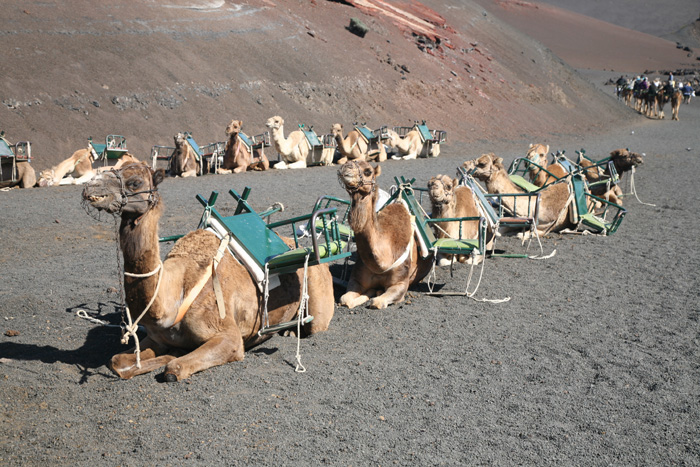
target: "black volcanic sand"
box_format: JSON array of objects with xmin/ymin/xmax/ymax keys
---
[{"xmin": 1, "ymin": 78, "xmax": 699, "ymax": 465}]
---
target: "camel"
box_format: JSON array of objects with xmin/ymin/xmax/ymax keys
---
[
  {"xmin": 386, "ymin": 129, "xmax": 440, "ymax": 160},
  {"xmin": 265, "ymin": 116, "xmax": 311, "ymax": 170},
  {"xmin": 671, "ymin": 88, "xmax": 683, "ymax": 121},
  {"xmin": 337, "ymin": 160, "xmax": 432, "ymax": 309},
  {"xmin": 578, "ymin": 148, "xmax": 643, "ymax": 205},
  {"xmin": 524, "ymin": 144, "xmax": 568, "ymax": 187},
  {"xmin": 462, "ymin": 153, "xmax": 574, "ymax": 236},
  {"xmin": 331, "ymin": 123, "xmax": 387, "ymax": 165},
  {"xmin": 217, "ymin": 120, "xmax": 269, "ymax": 174},
  {"xmin": 427, "ymin": 174, "xmax": 481, "ymax": 266},
  {"xmin": 38, "ymin": 151, "xmax": 139, "ymax": 187},
  {"xmin": 170, "ymin": 133, "xmax": 200, "ymax": 177},
  {"xmin": 0, "ymin": 161, "xmax": 36, "ymax": 189},
  {"xmin": 82, "ymin": 161, "xmax": 334, "ymax": 381}
]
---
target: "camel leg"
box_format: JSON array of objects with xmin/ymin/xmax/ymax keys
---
[
  {"xmin": 72, "ymin": 170, "xmax": 97, "ymax": 185},
  {"xmin": 303, "ymin": 265, "xmax": 335, "ymax": 335},
  {"xmin": 163, "ymin": 332, "xmax": 245, "ymax": 382},
  {"xmin": 368, "ymin": 282, "xmax": 409, "ymax": 309},
  {"xmin": 110, "ymin": 337, "xmax": 177, "ymax": 379},
  {"xmin": 216, "ymin": 168, "xmax": 233, "ymax": 174},
  {"xmin": 182, "ymin": 169, "xmax": 197, "ymax": 177},
  {"xmin": 285, "ymin": 160, "xmax": 307, "ymax": 169}
]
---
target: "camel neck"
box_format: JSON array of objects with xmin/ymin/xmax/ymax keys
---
[{"xmin": 119, "ymin": 202, "xmax": 163, "ymax": 275}]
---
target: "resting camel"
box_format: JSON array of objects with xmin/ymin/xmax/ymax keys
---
[
  {"xmin": 217, "ymin": 120, "xmax": 269, "ymax": 174},
  {"xmin": 331, "ymin": 123, "xmax": 387, "ymax": 165},
  {"xmin": 170, "ymin": 133, "xmax": 199, "ymax": 177},
  {"xmin": 37, "ymin": 148, "xmax": 138, "ymax": 187},
  {"xmin": 0, "ymin": 161, "xmax": 35, "ymax": 189},
  {"xmin": 428, "ymin": 174, "xmax": 481, "ymax": 266},
  {"xmin": 462, "ymin": 153, "xmax": 573, "ymax": 235},
  {"xmin": 386, "ymin": 129, "xmax": 440, "ymax": 160},
  {"xmin": 82, "ymin": 161, "xmax": 334, "ymax": 381},
  {"xmin": 525, "ymin": 144, "xmax": 567, "ymax": 187},
  {"xmin": 37, "ymin": 148, "xmax": 94, "ymax": 187},
  {"xmin": 337, "ymin": 160, "xmax": 432, "ymax": 309},
  {"xmin": 579, "ymin": 148, "xmax": 643, "ymax": 205},
  {"xmin": 266, "ymin": 116, "xmax": 310, "ymax": 170}
]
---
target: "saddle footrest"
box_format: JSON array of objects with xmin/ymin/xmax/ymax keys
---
[
  {"xmin": 258, "ymin": 315, "xmax": 313, "ymax": 336},
  {"xmin": 266, "ymin": 241, "xmax": 348, "ymax": 273},
  {"xmin": 433, "ymin": 237, "xmax": 479, "ymax": 255}
]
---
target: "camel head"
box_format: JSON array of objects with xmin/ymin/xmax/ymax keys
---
[
  {"xmin": 462, "ymin": 153, "xmax": 501, "ymax": 182},
  {"xmin": 330, "ymin": 123, "xmax": 343, "ymax": 136},
  {"xmin": 428, "ymin": 175, "xmax": 458, "ymax": 206},
  {"xmin": 82, "ymin": 162, "xmax": 164, "ymax": 217},
  {"xmin": 610, "ymin": 148, "xmax": 643, "ymax": 172},
  {"xmin": 174, "ymin": 132, "xmax": 187, "ymax": 147},
  {"xmin": 266, "ymin": 116, "xmax": 284, "ymax": 131},
  {"xmin": 338, "ymin": 160, "xmax": 380, "ymax": 196},
  {"xmin": 526, "ymin": 143, "xmax": 549, "ymax": 171},
  {"xmin": 37, "ymin": 168, "xmax": 56, "ymax": 187},
  {"xmin": 226, "ymin": 120, "xmax": 243, "ymax": 137}
]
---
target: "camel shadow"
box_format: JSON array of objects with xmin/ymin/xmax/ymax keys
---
[{"xmin": 0, "ymin": 302, "xmax": 133, "ymax": 384}]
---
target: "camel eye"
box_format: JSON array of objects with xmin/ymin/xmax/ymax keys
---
[
  {"xmin": 364, "ymin": 169, "xmax": 373, "ymax": 176},
  {"xmin": 127, "ymin": 178, "xmax": 142, "ymax": 190}
]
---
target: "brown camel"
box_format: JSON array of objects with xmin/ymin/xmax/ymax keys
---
[
  {"xmin": 337, "ymin": 160, "xmax": 432, "ymax": 309},
  {"xmin": 331, "ymin": 124, "xmax": 387, "ymax": 165},
  {"xmin": 671, "ymin": 88, "xmax": 683, "ymax": 121},
  {"xmin": 428, "ymin": 174, "xmax": 481, "ymax": 266},
  {"xmin": 578, "ymin": 148, "xmax": 643, "ymax": 205},
  {"xmin": 82, "ymin": 161, "xmax": 335, "ymax": 381},
  {"xmin": 170, "ymin": 133, "xmax": 200, "ymax": 177},
  {"xmin": 217, "ymin": 120, "xmax": 269, "ymax": 174},
  {"xmin": 386, "ymin": 129, "xmax": 440, "ymax": 160},
  {"xmin": 462, "ymin": 153, "xmax": 573, "ymax": 235},
  {"xmin": 266, "ymin": 116, "xmax": 310, "ymax": 170},
  {"xmin": 0, "ymin": 161, "xmax": 36, "ymax": 189},
  {"xmin": 525, "ymin": 144, "xmax": 567, "ymax": 187}
]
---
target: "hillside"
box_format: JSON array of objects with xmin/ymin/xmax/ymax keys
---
[{"xmin": 1, "ymin": 0, "xmax": 632, "ymax": 169}]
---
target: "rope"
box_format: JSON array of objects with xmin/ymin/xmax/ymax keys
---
[
  {"xmin": 629, "ymin": 167, "xmax": 656, "ymax": 207},
  {"xmin": 122, "ymin": 261, "xmax": 164, "ymax": 369},
  {"xmin": 259, "ymin": 263, "xmax": 271, "ymax": 334},
  {"xmin": 295, "ymin": 253, "xmax": 311, "ymax": 373}
]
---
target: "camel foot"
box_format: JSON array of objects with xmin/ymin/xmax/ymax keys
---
[
  {"xmin": 437, "ymin": 257, "xmax": 453, "ymax": 267},
  {"xmin": 164, "ymin": 372, "xmax": 178, "ymax": 383},
  {"xmin": 368, "ymin": 297, "xmax": 390, "ymax": 309}
]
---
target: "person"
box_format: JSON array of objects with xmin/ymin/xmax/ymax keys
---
[{"xmin": 682, "ymin": 82, "xmax": 694, "ymax": 104}]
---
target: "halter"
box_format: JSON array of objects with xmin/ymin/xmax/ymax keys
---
[
  {"xmin": 338, "ymin": 160, "xmax": 376, "ymax": 194},
  {"xmin": 110, "ymin": 166, "xmax": 159, "ymax": 224}
]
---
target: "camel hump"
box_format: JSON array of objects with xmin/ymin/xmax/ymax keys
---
[{"xmin": 167, "ymin": 229, "xmax": 220, "ymax": 268}]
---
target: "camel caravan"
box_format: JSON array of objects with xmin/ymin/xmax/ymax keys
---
[
  {"xmin": 617, "ymin": 74, "xmax": 697, "ymax": 121},
  {"xmin": 77, "ymin": 139, "xmax": 647, "ymax": 381}
]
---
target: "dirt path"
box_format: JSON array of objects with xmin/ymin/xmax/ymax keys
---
[{"xmin": 1, "ymin": 85, "xmax": 699, "ymax": 464}]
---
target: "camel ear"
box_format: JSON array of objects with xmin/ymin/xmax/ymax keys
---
[
  {"xmin": 453, "ymin": 177, "xmax": 459, "ymax": 187},
  {"xmin": 529, "ymin": 143, "xmax": 533, "ymax": 149},
  {"xmin": 374, "ymin": 165, "xmax": 382, "ymax": 178},
  {"xmin": 545, "ymin": 145, "xmax": 550, "ymax": 154},
  {"xmin": 153, "ymin": 169, "xmax": 165, "ymax": 187}
]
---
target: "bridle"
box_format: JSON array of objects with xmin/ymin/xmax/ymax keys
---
[
  {"xmin": 338, "ymin": 160, "xmax": 376, "ymax": 194},
  {"xmin": 111, "ymin": 166, "xmax": 159, "ymax": 224}
]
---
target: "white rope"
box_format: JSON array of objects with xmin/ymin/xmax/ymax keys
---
[
  {"xmin": 259, "ymin": 263, "xmax": 271, "ymax": 335},
  {"xmin": 629, "ymin": 167, "xmax": 656, "ymax": 207},
  {"xmin": 121, "ymin": 261, "xmax": 164, "ymax": 369},
  {"xmin": 295, "ymin": 253, "xmax": 311, "ymax": 373}
]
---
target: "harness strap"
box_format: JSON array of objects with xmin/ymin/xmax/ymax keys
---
[
  {"xmin": 172, "ymin": 262, "xmax": 213, "ymax": 326},
  {"xmin": 211, "ymin": 235, "xmax": 230, "ymax": 320}
]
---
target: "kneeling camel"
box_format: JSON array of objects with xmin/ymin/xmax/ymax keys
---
[{"xmin": 82, "ymin": 161, "xmax": 335, "ymax": 381}]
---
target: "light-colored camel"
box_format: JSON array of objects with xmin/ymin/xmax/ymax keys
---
[
  {"xmin": 38, "ymin": 151, "xmax": 139, "ymax": 187},
  {"xmin": 386, "ymin": 129, "xmax": 440, "ymax": 160},
  {"xmin": 170, "ymin": 133, "xmax": 199, "ymax": 177},
  {"xmin": 217, "ymin": 120, "xmax": 269, "ymax": 174},
  {"xmin": 579, "ymin": 148, "xmax": 643, "ymax": 205},
  {"xmin": 82, "ymin": 161, "xmax": 335, "ymax": 381},
  {"xmin": 428, "ymin": 174, "xmax": 481, "ymax": 266},
  {"xmin": 331, "ymin": 123, "xmax": 387, "ymax": 165},
  {"xmin": 462, "ymin": 153, "xmax": 573, "ymax": 235},
  {"xmin": 37, "ymin": 148, "xmax": 94, "ymax": 187},
  {"xmin": 266, "ymin": 116, "xmax": 310, "ymax": 170},
  {"xmin": 0, "ymin": 161, "xmax": 36, "ymax": 189},
  {"xmin": 525, "ymin": 144, "xmax": 568, "ymax": 187},
  {"xmin": 337, "ymin": 160, "xmax": 432, "ymax": 309}
]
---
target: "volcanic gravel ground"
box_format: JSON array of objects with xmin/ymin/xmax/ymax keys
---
[{"xmin": 1, "ymin": 74, "xmax": 699, "ymax": 465}]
